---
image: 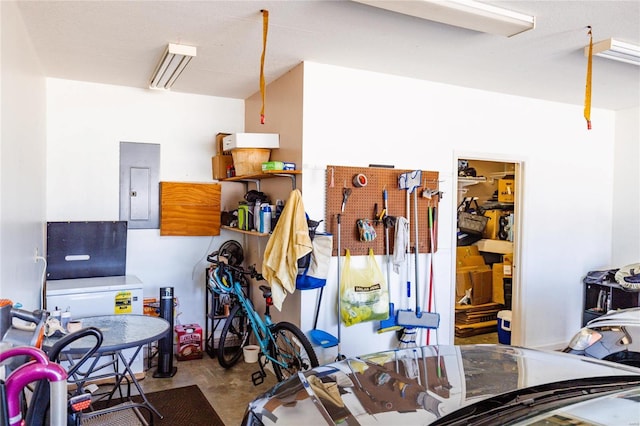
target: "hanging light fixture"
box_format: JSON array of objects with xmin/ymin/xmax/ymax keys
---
[
  {"xmin": 585, "ymin": 38, "xmax": 640, "ymax": 66},
  {"xmin": 351, "ymin": 0, "xmax": 535, "ymax": 37},
  {"xmin": 149, "ymin": 43, "xmax": 197, "ymax": 90}
]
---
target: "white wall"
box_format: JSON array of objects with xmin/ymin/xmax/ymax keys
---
[
  {"xmin": 299, "ymin": 62, "xmax": 617, "ymax": 360},
  {"xmin": 3, "ymin": 18, "xmax": 636, "ymax": 365},
  {"xmin": 46, "ymin": 79, "xmax": 245, "ymax": 325},
  {"xmin": 0, "ymin": 1, "xmax": 48, "ymax": 309},
  {"xmin": 612, "ymin": 107, "xmax": 640, "ymax": 266}
]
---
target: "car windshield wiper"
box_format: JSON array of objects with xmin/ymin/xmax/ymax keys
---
[{"xmin": 432, "ymin": 376, "xmax": 640, "ymax": 426}]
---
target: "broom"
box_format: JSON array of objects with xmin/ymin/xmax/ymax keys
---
[
  {"xmin": 378, "ymin": 189, "xmax": 402, "ymax": 333},
  {"xmin": 397, "ymin": 170, "xmax": 440, "ymax": 330}
]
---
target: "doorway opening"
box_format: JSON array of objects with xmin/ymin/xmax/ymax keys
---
[{"xmin": 453, "ymin": 158, "xmax": 520, "ymax": 345}]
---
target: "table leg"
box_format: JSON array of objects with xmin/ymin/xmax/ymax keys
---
[{"xmin": 115, "ymin": 345, "xmax": 164, "ymax": 419}]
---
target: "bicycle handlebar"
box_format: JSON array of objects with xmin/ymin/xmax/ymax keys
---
[{"xmin": 209, "ymin": 260, "xmax": 264, "ymax": 281}]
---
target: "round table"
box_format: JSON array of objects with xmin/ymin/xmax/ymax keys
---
[
  {"xmin": 45, "ymin": 314, "xmax": 169, "ymax": 354},
  {"xmin": 44, "ymin": 314, "xmax": 170, "ymax": 419}
]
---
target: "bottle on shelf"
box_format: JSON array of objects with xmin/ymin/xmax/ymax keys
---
[
  {"xmin": 252, "ymin": 199, "xmax": 263, "ymax": 232},
  {"xmin": 260, "ymin": 204, "xmax": 272, "ymax": 234},
  {"xmin": 273, "ymin": 199, "xmax": 284, "ymax": 229},
  {"xmin": 238, "ymin": 202, "xmax": 249, "ymax": 231}
]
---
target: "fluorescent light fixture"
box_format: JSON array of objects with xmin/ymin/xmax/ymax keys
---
[
  {"xmin": 351, "ymin": 0, "xmax": 535, "ymax": 37},
  {"xmin": 149, "ymin": 43, "xmax": 197, "ymax": 90},
  {"xmin": 585, "ymin": 38, "xmax": 640, "ymax": 66}
]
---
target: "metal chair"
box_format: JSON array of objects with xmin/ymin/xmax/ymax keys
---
[
  {"xmin": 0, "ymin": 346, "xmax": 67, "ymax": 426},
  {"xmin": 26, "ymin": 327, "xmax": 153, "ymax": 425}
]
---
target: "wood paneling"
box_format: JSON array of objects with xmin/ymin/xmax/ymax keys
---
[{"xmin": 160, "ymin": 182, "xmax": 221, "ymax": 236}]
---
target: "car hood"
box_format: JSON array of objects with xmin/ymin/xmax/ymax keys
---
[
  {"xmin": 246, "ymin": 345, "xmax": 640, "ymax": 425},
  {"xmin": 508, "ymin": 385, "xmax": 640, "ymax": 425},
  {"xmin": 587, "ymin": 307, "xmax": 640, "ymax": 328}
]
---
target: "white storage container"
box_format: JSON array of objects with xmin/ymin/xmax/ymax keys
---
[
  {"xmin": 46, "ymin": 275, "xmax": 145, "ymax": 376},
  {"xmin": 222, "ymin": 133, "xmax": 279, "ymax": 151}
]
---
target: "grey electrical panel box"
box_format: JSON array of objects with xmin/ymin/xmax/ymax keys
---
[{"xmin": 119, "ymin": 142, "xmax": 160, "ymax": 229}]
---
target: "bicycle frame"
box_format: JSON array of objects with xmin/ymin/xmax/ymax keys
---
[{"xmin": 213, "ymin": 266, "xmax": 291, "ymax": 370}]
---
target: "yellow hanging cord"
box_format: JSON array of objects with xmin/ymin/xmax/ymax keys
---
[
  {"xmin": 584, "ymin": 26, "xmax": 593, "ymax": 130},
  {"xmin": 260, "ymin": 9, "xmax": 269, "ymax": 125}
]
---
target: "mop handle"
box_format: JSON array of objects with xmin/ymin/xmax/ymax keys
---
[
  {"xmin": 313, "ymin": 286, "xmax": 324, "ymax": 330},
  {"xmin": 383, "ymin": 190, "xmax": 391, "ymax": 284},
  {"xmin": 413, "ymin": 189, "xmax": 420, "ymax": 313},
  {"xmin": 336, "ymin": 213, "xmax": 342, "ymax": 345},
  {"xmin": 406, "ymin": 189, "xmax": 411, "ymax": 298}
]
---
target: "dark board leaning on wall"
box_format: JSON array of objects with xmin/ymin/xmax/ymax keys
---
[{"xmin": 326, "ymin": 165, "xmax": 439, "ymax": 257}]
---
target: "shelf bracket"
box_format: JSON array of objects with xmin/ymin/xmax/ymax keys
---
[
  {"xmin": 272, "ymin": 173, "xmax": 297, "ymax": 190},
  {"xmin": 243, "ymin": 178, "xmax": 261, "ymax": 192}
]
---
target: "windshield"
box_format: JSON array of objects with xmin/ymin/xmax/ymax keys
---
[{"xmin": 431, "ymin": 376, "xmax": 640, "ymax": 426}]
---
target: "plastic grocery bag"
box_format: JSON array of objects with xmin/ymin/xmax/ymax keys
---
[{"xmin": 340, "ymin": 249, "xmax": 389, "ymax": 327}]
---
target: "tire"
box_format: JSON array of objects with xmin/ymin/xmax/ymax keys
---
[
  {"xmin": 268, "ymin": 322, "xmax": 319, "ymax": 381},
  {"xmin": 217, "ymin": 304, "xmax": 252, "ymax": 368}
]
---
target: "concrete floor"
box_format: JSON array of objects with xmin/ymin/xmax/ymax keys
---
[
  {"xmin": 137, "ymin": 332, "xmax": 497, "ymax": 425},
  {"xmin": 454, "ymin": 331, "xmax": 499, "ymax": 345},
  {"xmin": 139, "ymin": 354, "xmax": 277, "ymax": 425}
]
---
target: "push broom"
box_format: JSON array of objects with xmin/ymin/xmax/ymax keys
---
[{"xmin": 397, "ymin": 170, "xmax": 440, "ymax": 330}]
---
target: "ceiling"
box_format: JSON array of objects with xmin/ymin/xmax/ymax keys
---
[{"xmin": 15, "ymin": 0, "xmax": 640, "ymax": 111}]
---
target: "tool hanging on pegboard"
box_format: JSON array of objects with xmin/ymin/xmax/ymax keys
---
[{"xmin": 326, "ymin": 165, "xmax": 439, "ymax": 257}]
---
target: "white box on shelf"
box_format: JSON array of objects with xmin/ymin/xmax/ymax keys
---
[
  {"xmin": 222, "ymin": 133, "xmax": 279, "ymax": 151},
  {"xmin": 474, "ymin": 238, "xmax": 513, "ymax": 254}
]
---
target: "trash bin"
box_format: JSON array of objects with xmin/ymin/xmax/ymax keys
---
[{"xmin": 497, "ymin": 310, "xmax": 512, "ymax": 344}]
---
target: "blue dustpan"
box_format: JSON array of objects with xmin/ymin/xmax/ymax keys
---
[
  {"xmin": 309, "ymin": 328, "xmax": 339, "ymax": 348},
  {"xmin": 309, "ymin": 286, "xmax": 339, "ymax": 348}
]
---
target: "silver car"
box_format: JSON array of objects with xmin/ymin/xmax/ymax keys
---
[
  {"xmin": 242, "ymin": 344, "xmax": 640, "ymax": 425},
  {"xmin": 564, "ymin": 307, "xmax": 640, "ymax": 367}
]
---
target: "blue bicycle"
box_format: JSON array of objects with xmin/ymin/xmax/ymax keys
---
[{"xmin": 207, "ymin": 242, "xmax": 318, "ymax": 385}]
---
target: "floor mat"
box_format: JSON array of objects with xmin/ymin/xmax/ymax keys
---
[{"xmin": 92, "ymin": 384, "xmax": 224, "ymax": 426}]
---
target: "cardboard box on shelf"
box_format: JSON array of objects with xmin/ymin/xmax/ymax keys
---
[
  {"xmin": 457, "ymin": 246, "xmax": 480, "ymax": 259},
  {"xmin": 456, "ymin": 246, "xmax": 481, "ymax": 269},
  {"xmin": 456, "ymin": 265, "xmax": 493, "ymax": 306},
  {"xmin": 231, "ymin": 148, "xmax": 271, "ymax": 176},
  {"xmin": 498, "ymin": 178, "xmax": 515, "ymax": 203},
  {"xmin": 475, "ymin": 238, "xmax": 513, "ymax": 254},
  {"xmin": 143, "ymin": 298, "xmax": 159, "ymax": 317},
  {"xmin": 175, "ymin": 323, "xmax": 203, "ymax": 361},
  {"xmin": 459, "ymin": 255, "xmax": 487, "ymax": 268},
  {"xmin": 492, "ymin": 263, "xmax": 505, "ymax": 305},
  {"xmin": 503, "ymin": 253, "xmax": 513, "ymax": 276},
  {"xmin": 212, "ymin": 133, "xmax": 233, "ymax": 180},
  {"xmin": 222, "ymin": 133, "xmax": 279, "ymax": 150},
  {"xmin": 470, "ymin": 269, "xmax": 493, "ymax": 305},
  {"xmin": 212, "ymin": 155, "xmax": 233, "ymax": 180},
  {"xmin": 482, "ymin": 209, "xmax": 503, "ymax": 240}
]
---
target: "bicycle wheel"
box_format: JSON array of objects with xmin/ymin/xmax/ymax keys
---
[
  {"xmin": 217, "ymin": 304, "xmax": 252, "ymax": 368},
  {"xmin": 269, "ymin": 322, "xmax": 319, "ymax": 381}
]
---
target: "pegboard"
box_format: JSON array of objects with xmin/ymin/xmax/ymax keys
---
[{"xmin": 326, "ymin": 165, "xmax": 439, "ymax": 257}]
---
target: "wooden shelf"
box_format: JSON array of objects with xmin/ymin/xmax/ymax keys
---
[
  {"xmin": 221, "ymin": 170, "xmax": 300, "ymax": 191},
  {"xmin": 458, "ymin": 176, "xmax": 486, "ymax": 186},
  {"xmin": 221, "ymin": 170, "xmax": 300, "ymax": 182},
  {"xmin": 221, "ymin": 225, "xmax": 270, "ymax": 237}
]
